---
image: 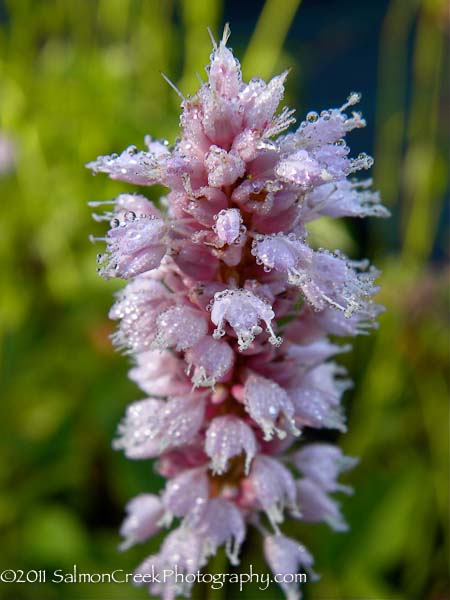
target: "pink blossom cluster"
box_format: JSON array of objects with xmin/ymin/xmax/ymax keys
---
[{"xmin": 87, "ymin": 26, "xmax": 387, "ymax": 600}]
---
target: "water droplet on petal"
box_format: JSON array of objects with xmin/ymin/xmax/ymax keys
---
[{"xmin": 306, "ymin": 111, "xmax": 319, "ymax": 123}]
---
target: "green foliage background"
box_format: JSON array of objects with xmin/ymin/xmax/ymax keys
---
[{"xmin": 0, "ymin": 1, "xmax": 448, "ymax": 599}]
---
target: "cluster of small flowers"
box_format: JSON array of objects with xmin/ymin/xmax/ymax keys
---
[{"xmin": 87, "ymin": 26, "xmax": 387, "ymax": 600}]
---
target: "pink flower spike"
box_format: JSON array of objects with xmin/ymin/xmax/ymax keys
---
[
  {"xmin": 205, "ymin": 415, "xmax": 257, "ymax": 475},
  {"xmin": 88, "ymin": 24, "xmax": 386, "ymax": 599}
]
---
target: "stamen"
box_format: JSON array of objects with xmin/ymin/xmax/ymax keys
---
[
  {"xmin": 91, "ymin": 212, "xmax": 113, "ymax": 222},
  {"xmin": 88, "ymin": 200, "xmax": 116, "ymax": 207},
  {"xmin": 88, "ymin": 234, "xmax": 107, "ymax": 244},
  {"xmin": 339, "ymin": 91, "xmax": 362, "ymax": 112},
  {"xmin": 207, "ymin": 26, "xmax": 218, "ymax": 50},
  {"xmin": 160, "ymin": 72, "xmax": 185, "ymax": 101},
  {"xmin": 221, "ymin": 22, "xmax": 231, "ymax": 46}
]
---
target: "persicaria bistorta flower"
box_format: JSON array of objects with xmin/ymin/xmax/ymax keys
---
[{"xmin": 87, "ymin": 24, "xmax": 387, "ymax": 600}]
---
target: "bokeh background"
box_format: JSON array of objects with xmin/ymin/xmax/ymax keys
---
[{"xmin": 0, "ymin": 1, "xmax": 448, "ymax": 599}]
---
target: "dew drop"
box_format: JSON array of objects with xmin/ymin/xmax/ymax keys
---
[{"xmin": 306, "ymin": 111, "xmax": 319, "ymax": 123}]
